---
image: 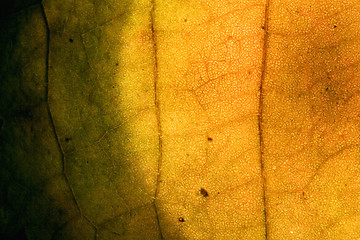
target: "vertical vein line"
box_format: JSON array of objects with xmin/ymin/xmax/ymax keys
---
[
  {"xmin": 259, "ymin": 0, "xmax": 271, "ymax": 238},
  {"xmin": 40, "ymin": 2, "xmax": 96, "ymax": 229},
  {"xmin": 150, "ymin": 1, "xmax": 164, "ymax": 239},
  {"xmin": 40, "ymin": 1, "xmax": 79, "ymax": 214}
]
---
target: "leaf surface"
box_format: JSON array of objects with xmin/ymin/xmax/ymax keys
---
[{"xmin": 1, "ymin": 0, "xmax": 360, "ymax": 239}]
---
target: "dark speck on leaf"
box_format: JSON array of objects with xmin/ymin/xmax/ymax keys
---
[
  {"xmin": 57, "ymin": 208, "xmax": 65, "ymax": 216},
  {"xmin": 179, "ymin": 217, "xmax": 185, "ymax": 222},
  {"xmin": 69, "ymin": 38, "xmax": 74, "ymax": 43},
  {"xmin": 65, "ymin": 137, "xmax": 71, "ymax": 142},
  {"xmin": 200, "ymin": 188, "xmax": 209, "ymax": 197},
  {"xmin": 207, "ymin": 137, "xmax": 213, "ymax": 142},
  {"xmin": 261, "ymin": 26, "xmax": 265, "ymax": 29},
  {"xmin": 334, "ymin": 25, "xmax": 337, "ymax": 28},
  {"xmin": 115, "ymin": 62, "xmax": 119, "ymax": 66},
  {"xmin": 302, "ymin": 191, "xmax": 308, "ymax": 200}
]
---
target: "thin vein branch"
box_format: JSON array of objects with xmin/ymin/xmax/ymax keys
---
[
  {"xmin": 150, "ymin": 1, "xmax": 164, "ymax": 239},
  {"xmin": 259, "ymin": 0, "xmax": 270, "ymax": 238}
]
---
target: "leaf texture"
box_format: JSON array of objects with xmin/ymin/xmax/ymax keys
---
[{"xmin": 1, "ymin": 0, "xmax": 360, "ymax": 239}]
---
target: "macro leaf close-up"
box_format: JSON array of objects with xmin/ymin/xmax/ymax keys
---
[{"xmin": 1, "ymin": 0, "xmax": 360, "ymax": 239}]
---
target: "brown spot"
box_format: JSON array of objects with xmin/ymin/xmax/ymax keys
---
[
  {"xmin": 334, "ymin": 25, "xmax": 337, "ymax": 28},
  {"xmin": 184, "ymin": 18, "xmax": 187, "ymax": 22},
  {"xmin": 207, "ymin": 137, "xmax": 213, "ymax": 142},
  {"xmin": 179, "ymin": 217, "xmax": 185, "ymax": 222},
  {"xmin": 65, "ymin": 137, "xmax": 72, "ymax": 142},
  {"xmin": 302, "ymin": 191, "xmax": 308, "ymax": 200},
  {"xmin": 200, "ymin": 188, "xmax": 209, "ymax": 197},
  {"xmin": 69, "ymin": 38, "xmax": 73, "ymax": 43},
  {"xmin": 115, "ymin": 62, "xmax": 119, "ymax": 66},
  {"xmin": 261, "ymin": 26, "xmax": 265, "ymax": 30}
]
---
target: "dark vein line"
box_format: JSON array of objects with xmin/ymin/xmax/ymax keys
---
[
  {"xmin": 40, "ymin": 2, "xmax": 96, "ymax": 230},
  {"xmin": 259, "ymin": 0, "xmax": 270, "ymax": 239},
  {"xmin": 150, "ymin": 1, "xmax": 164, "ymax": 239},
  {"xmin": 40, "ymin": 1, "xmax": 78, "ymax": 213}
]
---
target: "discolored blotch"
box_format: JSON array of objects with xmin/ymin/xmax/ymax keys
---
[
  {"xmin": 178, "ymin": 217, "xmax": 185, "ymax": 222},
  {"xmin": 65, "ymin": 137, "xmax": 71, "ymax": 142},
  {"xmin": 200, "ymin": 188, "xmax": 209, "ymax": 197},
  {"xmin": 69, "ymin": 38, "xmax": 73, "ymax": 43},
  {"xmin": 207, "ymin": 137, "xmax": 213, "ymax": 142}
]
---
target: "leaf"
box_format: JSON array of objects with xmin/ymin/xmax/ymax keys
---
[
  {"xmin": 1, "ymin": 0, "xmax": 360, "ymax": 239},
  {"xmin": 262, "ymin": 1, "xmax": 360, "ymax": 239}
]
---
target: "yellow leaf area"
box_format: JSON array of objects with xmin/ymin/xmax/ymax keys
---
[
  {"xmin": 151, "ymin": 0, "xmax": 360, "ymax": 239},
  {"xmin": 154, "ymin": 0, "xmax": 265, "ymax": 239}
]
